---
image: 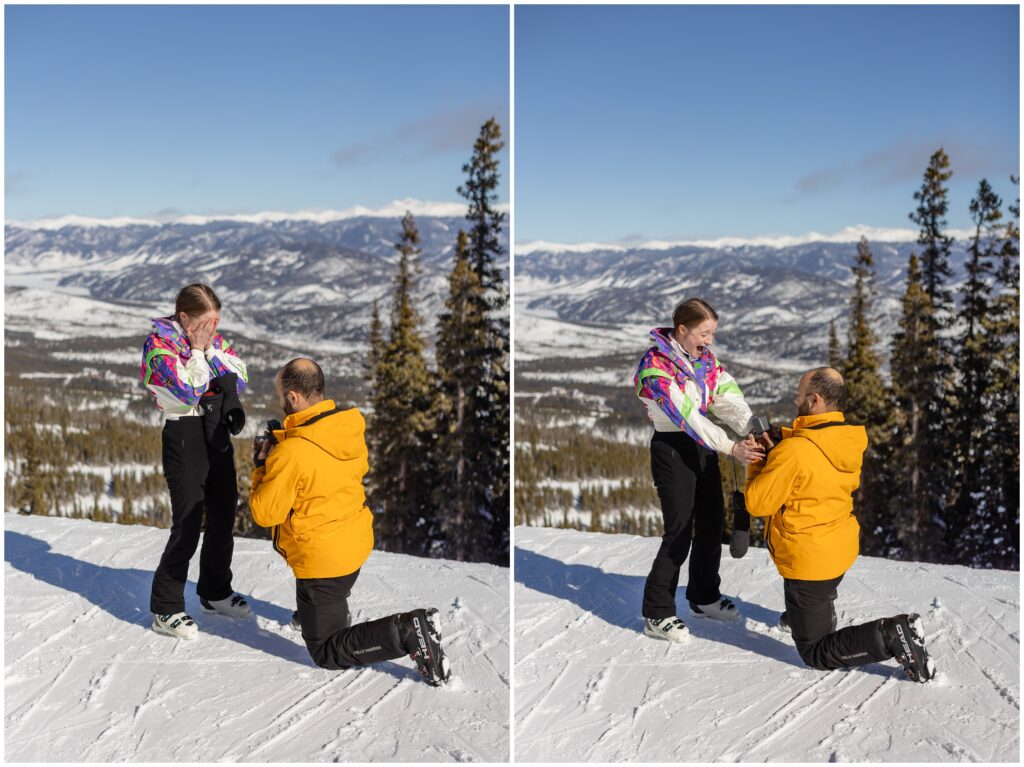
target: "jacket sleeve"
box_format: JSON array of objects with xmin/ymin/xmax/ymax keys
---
[
  {"xmin": 206, "ymin": 336, "xmax": 248, "ymax": 394},
  {"xmin": 249, "ymin": 446, "xmax": 303, "ymax": 528},
  {"xmin": 638, "ymin": 372, "xmax": 736, "ymax": 454},
  {"xmin": 745, "ymin": 440, "xmax": 802, "ymax": 518},
  {"xmin": 708, "ymin": 365, "xmax": 753, "ymax": 436},
  {"xmin": 147, "ymin": 348, "xmax": 212, "ymax": 408}
]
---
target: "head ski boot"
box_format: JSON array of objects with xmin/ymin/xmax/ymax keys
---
[
  {"xmin": 880, "ymin": 613, "xmax": 935, "ymax": 683},
  {"xmin": 398, "ymin": 608, "xmax": 451, "ymax": 687}
]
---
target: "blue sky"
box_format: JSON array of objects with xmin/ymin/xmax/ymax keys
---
[
  {"xmin": 4, "ymin": 4, "xmax": 509, "ymax": 221},
  {"xmin": 516, "ymin": 4, "xmax": 1020, "ymax": 243}
]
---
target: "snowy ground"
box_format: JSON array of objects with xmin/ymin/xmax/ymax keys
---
[
  {"xmin": 514, "ymin": 526, "xmax": 1020, "ymax": 762},
  {"xmin": 5, "ymin": 514, "xmax": 510, "ymax": 762}
]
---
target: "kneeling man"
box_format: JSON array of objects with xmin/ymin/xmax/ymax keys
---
[
  {"xmin": 745, "ymin": 367, "xmax": 934, "ymax": 683},
  {"xmin": 250, "ymin": 358, "xmax": 450, "ymax": 686}
]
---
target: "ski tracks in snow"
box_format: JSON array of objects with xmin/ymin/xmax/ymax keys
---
[
  {"xmin": 4, "ymin": 515, "xmax": 509, "ymax": 762},
  {"xmin": 514, "ymin": 526, "xmax": 1020, "ymax": 762}
]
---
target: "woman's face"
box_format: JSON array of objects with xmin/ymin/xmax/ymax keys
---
[
  {"xmin": 180, "ymin": 309, "xmax": 220, "ymax": 333},
  {"xmin": 675, "ymin": 318, "xmax": 717, "ymax": 357}
]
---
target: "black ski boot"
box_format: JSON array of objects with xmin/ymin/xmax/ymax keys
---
[
  {"xmin": 398, "ymin": 608, "xmax": 451, "ymax": 687},
  {"xmin": 879, "ymin": 613, "xmax": 935, "ymax": 683}
]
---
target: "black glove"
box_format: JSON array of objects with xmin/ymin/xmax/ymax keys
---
[{"xmin": 213, "ymin": 372, "xmax": 246, "ymax": 436}]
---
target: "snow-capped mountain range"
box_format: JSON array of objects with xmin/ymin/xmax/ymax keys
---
[
  {"xmin": 5, "ymin": 201, "xmax": 509, "ymax": 349},
  {"xmin": 515, "ymin": 233, "xmax": 974, "ymax": 372}
]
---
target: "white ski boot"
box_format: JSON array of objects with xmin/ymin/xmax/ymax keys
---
[
  {"xmin": 153, "ymin": 612, "xmax": 199, "ymax": 640},
  {"xmin": 200, "ymin": 593, "xmax": 252, "ymax": 618},
  {"xmin": 689, "ymin": 596, "xmax": 742, "ymax": 622},
  {"xmin": 643, "ymin": 616, "xmax": 690, "ymax": 643}
]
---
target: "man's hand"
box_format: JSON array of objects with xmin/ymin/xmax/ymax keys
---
[
  {"xmin": 253, "ymin": 436, "xmax": 272, "ymax": 466},
  {"xmin": 731, "ymin": 434, "xmax": 765, "ymax": 465},
  {"xmin": 759, "ymin": 431, "xmax": 775, "ymax": 451}
]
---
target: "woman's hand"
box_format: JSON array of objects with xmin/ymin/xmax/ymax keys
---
[
  {"xmin": 731, "ymin": 435, "xmax": 766, "ymax": 465},
  {"xmin": 187, "ymin": 317, "xmax": 215, "ymax": 352}
]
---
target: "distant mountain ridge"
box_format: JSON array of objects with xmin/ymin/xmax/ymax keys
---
[
  {"xmin": 5, "ymin": 208, "xmax": 509, "ymax": 347},
  {"xmin": 515, "ymin": 237, "xmax": 973, "ymax": 370}
]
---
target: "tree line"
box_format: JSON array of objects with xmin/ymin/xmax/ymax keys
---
[
  {"xmin": 835, "ymin": 150, "xmax": 1018, "ymax": 570},
  {"xmin": 366, "ymin": 118, "xmax": 509, "ymax": 566}
]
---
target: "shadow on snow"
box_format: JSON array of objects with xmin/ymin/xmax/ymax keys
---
[
  {"xmin": 515, "ymin": 546, "xmax": 892, "ymax": 678},
  {"xmin": 5, "ymin": 529, "xmax": 418, "ymax": 682}
]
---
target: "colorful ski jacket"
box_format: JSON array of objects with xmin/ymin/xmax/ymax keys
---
[
  {"xmin": 249, "ymin": 399, "xmax": 374, "ymax": 579},
  {"xmin": 634, "ymin": 327, "xmax": 752, "ymax": 454},
  {"xmin": 744, "ymin": 411, "xmax": 867, "ymax": 581},
  {"xmin": 140, "ymin": 317, "xmax": 248, "ymax": 418}
]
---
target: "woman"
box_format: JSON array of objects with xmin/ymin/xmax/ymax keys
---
[
  {"xmin": 634, "ymin": 297, "xmax": 764, "ymax": 642},
  {"xmin": 141, "ymin": 283, "xmax": 251, "ymax": 639}
]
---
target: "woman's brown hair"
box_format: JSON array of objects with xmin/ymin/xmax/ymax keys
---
[
  {"xmin": 175, "ymin": 283, "xmax": 221, "ymax": 321},
  {"xmin": 672, "ymin": 297, "xmax": 718, "ymax": 330}
]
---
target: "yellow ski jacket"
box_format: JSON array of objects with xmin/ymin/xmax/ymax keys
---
[
  {"xmin": 249, "ymin": 399, "xmax": 374, "ymax": 579},
  {"xmin": 745, "ymin": 411, "xmax": 868, "ymax": 580}
]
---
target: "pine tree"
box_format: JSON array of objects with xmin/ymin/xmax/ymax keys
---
[
  {"xmin": 980, "ymin": 177, "xmax": 1020, "ymax": 569},
  {"xmin": 369, "ymin": 213, "xmax": 438, "ymax": 556},
  {"xmin": 458, "ymin": 117, "xmax": 507, "ymax": 300},
  {"xmin": 828, "ymin": 319, "xmax": 842, "ymax": 370},
  {"xmin": 950, "ymin": 180, "xmax": 1003, "ymax": 564},
  {"xmin": 902, "ymin": 149, "xmax": 957, "ymax": 559},
  {"xmin": 844, "ymin": 238, "xmax": 886, "ymax": 440},
  {"xmin": 842, "ymin": 237, "xmax": 892, "ymax": 556},
  {"xmin": 433, "ymin": 230, "xmax": 491, "ymax": 561},
  {"xmin": 889, "ymin": 253, "xmax": 939, "ymax": 561},
  {"xmin": 364, "ymin": 299, "xmax": 385, "ymax": 520},
  {"xmin": 454, "ymin": 119, "xmax": 510, "ymax": 563}
]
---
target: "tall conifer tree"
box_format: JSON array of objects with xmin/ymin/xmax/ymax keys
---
[
  {"xmin": 889, "ymin": 253, "xmax": 939, "ymax": 560},
  {"xmin": 455, "ymin": 119, "xmax": 510, "ymax": 562},
  {"xmin": 370, "ymin": 213, "xmax": 437, "ymax": 556},
  {"xmin": 844, "ymin": 237, "xmax": 886, "ymax": 440},
  {"xmin": 828, "ymin": 319, "xmax": 842, "ymax": 370},
  {"xmin": 904, "ymin": 149, "xmax": 957, "ymax": 555},
  {"xmin": 842, "ymin": 237, "xmax": 891, "ymax": 556},
  {"xmin": 951, "ymin": 180, "xmax": 1003, "ymax": 563},
  {"xmin": 433, "ymin": 230, "xmax": 492, "ymax": 560},
  {"xmin": 981, "ymin": 177, "xmax": 1020, "ymax": 568},
  {"xmin": 365, "ymin": 299, "xmax": 385, "ymax": 527}
]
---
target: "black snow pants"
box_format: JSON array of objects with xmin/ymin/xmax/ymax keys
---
[
  {"xmin": 296, "ymin": 571, "xmax": 409, "ymax": 670},
  {"xmin": 784, "ymin": 576, "xmax": 893, "ymax": 670},
  {"xmin": 150, "ymin": 416, "xmax": 238, "ymax": 614},
  {"xmin": 642, "ymin": 430, "xmax": 725, "ymax": 619}
]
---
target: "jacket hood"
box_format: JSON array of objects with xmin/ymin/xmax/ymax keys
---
[
  {"xmin": 151, "ymin": 316, "xmax": 183, "ymax": 340},
  {"xmin": 277, "ymin": 399, "xmax": 366, "ymax": 461},
  {"xmin": 787, "ymin": 412, "xmax": 867, "ymax": 473}
]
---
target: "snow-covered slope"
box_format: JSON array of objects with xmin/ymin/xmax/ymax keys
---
[
  {"xmin": 514, "ymin": 526, "xmax": 1019, "ymax": 763},
  {"xmin": 5, "ymin": 514, "xmax": 509, "ymax": 762}
]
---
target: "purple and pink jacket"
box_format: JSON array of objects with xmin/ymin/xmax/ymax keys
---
[
  {"xmin": 634, "ymin": 327, "xmax": 752, "ymax": 454},
  {"xmin": 141, "ymin": 317, "xmax": 248, "ymax": 419}
]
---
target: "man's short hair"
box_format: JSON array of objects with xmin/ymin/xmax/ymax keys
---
[
  {"xmin": 807, "ymin": 367, "xmax": 846, "ymax": 409},
  {"xmin": 280, "ymin": 358, "xmax": 325, "ymax": 400}
]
